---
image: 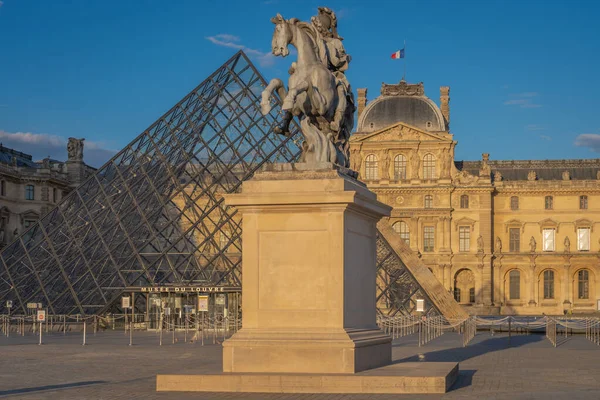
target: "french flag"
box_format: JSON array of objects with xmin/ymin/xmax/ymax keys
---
[{"xmin": 391, "ymin": 49, "xmax": 405, "ymax": 59}]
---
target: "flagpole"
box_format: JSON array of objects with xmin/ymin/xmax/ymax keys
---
[{"xmin": 403, "ymin": 40, "xmax": 406, "ymax": 81}]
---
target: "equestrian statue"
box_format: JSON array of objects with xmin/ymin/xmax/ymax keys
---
[{"xmin": 260, "ymin": 7, "xmax": 355, "ymax": 168}]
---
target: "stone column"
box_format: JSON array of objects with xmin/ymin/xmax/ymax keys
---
[
  {"xmin": 529, "ymin": 255, "xmax": 537, "ymax": 306},
  {"xmin": 562, "ymin": 263, "xmax": 571, "ymax": 313},
  {"xmin": 477, "ymin": 264, "xmax": 484, "ymax": 306},
  {"xmin": 222, "ymin": 167, "xmax": 392, "ymax": 374}
]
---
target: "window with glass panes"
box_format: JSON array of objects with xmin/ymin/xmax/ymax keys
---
[
  {"xmin": 543, "ymin": 228, "xmax": 555, "ymax": 251},
  {"xmin": 424, "ymin": 195, "xmax": 433, "ymax": 208},
  {"xmin": 423, "ymin": 154, "xmax": 436, "ymax": 179},
  {"xmin": 543, "ymin": 270, "xmax": 554, "ymax": 299},
  {"xmin": 469, "ymin": 287, "xmax": 475, "ymax": 303},
  {"xmin": 423, "ymin": 226, "xmax": 435, "ymax": 252},
  {"xmin": 509, "ymin": 228, "xmax": 520, "ymax": 252},
  {"xmin": 509, "ymin": 270, "xmax": 520, "ymax": 300},
  {"xmin": 393, "ymin": 154, "xmax": 407, "ymax": 180},
  {"xmin": 577, "ymin": 227, "xmax": 590, "ymax": 251},
  {"xmin": 393, "ymin": 221, "xmax": 410, "ymax": 246},
  {"xmin": 510, "ymin": 196, "xmax": 519, "ymax": 210},
  {"xmin": 545, "ymin": 196, "xmax": 553, "ymax": 210},
  {"xmin": 25, "ymin": 185, "xmax": 34, "ymax": 200},
  {"xmin": 580, "ymin": 195, "xmax": 588, "ymax": 210},
  {"xmin": 453, "ymin": 287, "xmax": 461, "ymax": 302},
  {"xmin": 364, "ymin": 154, "xmax": 378, "ymax": 180},
  {"xmin": 459, "ymin": 226, "xmax": 470, "ymax": 252},
  {"xmin": 578, "ymin": 269, "xmax": 589, "ymax": 299},
  {"xmin": 460, "ymin": 195, "xmax": 469, "ymax": 209}
]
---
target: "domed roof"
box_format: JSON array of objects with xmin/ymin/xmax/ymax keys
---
[{"xmin": 357, "ymin": 81, "xmax": 447, "ymax": 133}]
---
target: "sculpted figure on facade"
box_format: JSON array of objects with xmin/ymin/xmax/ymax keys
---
[
  {"xmin": 493, "ymin": 170, "xmax": 502, "ymax": 182},
  {"xmin": 527, "ymin": 170, "xmax": 537, "ymax": 181},
  {"xmin": 67, "ymin": 138, "xmax": 85, "ymax": 161},
  {"xmin": 260, "ymin": 8, "xmax": 355, "ymax": 168},
  {"xmin": 495, "ymin": 236, "xmax": 502, "ymax": 253},
  {"xmin": 439, "ymin": 148, "xmax": 450, "ymax": 178},
  {"xmin": 381, "ymin": 150, "xmax": 390, "ymax": 179},
  {"xmin": 529, "ymin": 236, "xmax": 537, "ymax": 252},
  {"xmin": 350, "ymin": 149, "xmax": 362, "ymax": 173},
  {"xmin": 562, "ymin": 171, "xmax": 570, "ymax": 181},
  {"xmin": 410, "ymin": 149, "xmax": 420, "ymax": 179},
  {"xmin": 564, "ymin": 236, "xmax": 570, "ymax": 253},
  {"xmin": 477, "ymin": 234, "xmax": 484, "ymax": 253},
  {"xmin": 479, "ymin": 153, "xmax": 491, "ymax": 176}
]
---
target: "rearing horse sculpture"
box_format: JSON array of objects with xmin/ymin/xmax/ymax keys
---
[{"xmin": 260, "ymin": 13, "xmax": 352, "ymax": 167}]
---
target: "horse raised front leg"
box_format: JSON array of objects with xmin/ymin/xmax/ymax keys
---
[{"xmin": 261, "ymin": 78, "xmax": 284, "ymax": 116}]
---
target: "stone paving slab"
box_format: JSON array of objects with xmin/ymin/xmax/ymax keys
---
[{"xmin": 0, "ymin": 330, "xmax": 599, "ymax": 399}]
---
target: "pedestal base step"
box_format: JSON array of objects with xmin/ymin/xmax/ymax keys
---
[{"xmin": 156, "ymin": 362, "xmax": 459, "ymax": 394}]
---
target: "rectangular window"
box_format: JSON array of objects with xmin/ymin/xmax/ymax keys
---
[
  {"xmin": 580, "ymin": 195, "xmax": 588, "ymax": 210},
  {"xmin": 509, "ymin": 228, "xmax": 520, "ymax": 252},
  {"xmin": 25, "ymin": 185, "xmax": 34, "ymax": 201},
  {"xmin": 577, "ymin": 228, "xmax": 590, "ymax": 251},
  {"xmin": 543, "ymin": 270, "xmax": 555, "ymax": 299},
  {"xmin": 509, "ymin": 271, "xmax": 520, "ymax": 300},
  {"xmin": 53, "ymin": 188, "xmax": 57, "ymax": 203},
  {"xmin": 423, "ymin": 226, "xmax": 435, "ymax": 252},
  {"xmin": 459, "ymin": 226, "xmax": 470, "ymax": 252},
  {"xmin": 542, "ymin": 229, "xmax": 555, "ymax": 251},
  {"xmin": 469, "ymin": 287, "xmax": 475, "ymax": 303},
  {"xmin": 510, "ymin": 196, "xmax": 519, "ymax": 210},
  {"xmin": 0, "ymin": 180, "xmax": 5, "ymax": 196}
]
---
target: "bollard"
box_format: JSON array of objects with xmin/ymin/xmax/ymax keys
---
[
  {"xmin": 39, "ymin": 321, "xmax": 42, "ymax": 345},
  {"xmin": 129, "ymin": 321, "xmax": 133, "ymax": 346},
  {"xmin": 94, "ymin": 315, "xmax": 97, "ymax": 336},
  {"xmin": 159, "ymin": 315, "xmax": 163, "ymax": 346},
  {"xmin": 83, "ymin": 320, "xmax": 86, "ymax": 346},
  {"xmin": 63, "ymin": 315, "xmax": 66, "ymax": 335},
  {"xmin": 508, "ymin": 318, "xmax": 512, "ymax": 346},
  {"xmin": 201, "ymin": 313, "xmax": 204, "ymax": 346}
]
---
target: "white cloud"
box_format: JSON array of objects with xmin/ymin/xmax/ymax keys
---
[
  {"xmin": 539, "ymin": 135, "xmax": 552, "ymax": 141},
  {"xmin": 0, "ymin": 130, "xmax": 116, "ymax": 167},
  {"xmin": 574, "ymin": 133, "xmax": 600, "ymax": 153},
  {"xmin": 0, "ymin": 1, "xmax": 4, "ymax": 8},
  {"xmin": 526, "ymin": 124, "xmax": 545, "ymax": 131},
  {"xmin": 504, "ymin": 92, "xmax": 542, "ymax": 108},
  {"xmin": 205, "ymin": 34, "xmax": 275, "ymax": 67}
]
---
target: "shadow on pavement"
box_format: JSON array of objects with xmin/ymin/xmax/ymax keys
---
[
  {"xmin": 394, "ymin": 334, "xmax": 544, "ymax": 363},
  {"xmin": 0, "ymin": 380, "xmax": 106, "ymax": 397},
  {"xmin": 450, "ymin": 369, "xmax": 477, "ymax": 391}
]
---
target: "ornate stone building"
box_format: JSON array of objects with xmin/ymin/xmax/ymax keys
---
[
  {"xmin": 350, "ymin": 80, "xmax": 600, "ymax": 315},
  {"xmin": 0, "ymin": 140, "xmax": 94, "ymax": 248}
]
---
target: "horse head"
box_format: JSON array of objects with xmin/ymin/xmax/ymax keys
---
[{"xmin": 270, "ymin": 13, "xmax": 293, "ymax": 57}]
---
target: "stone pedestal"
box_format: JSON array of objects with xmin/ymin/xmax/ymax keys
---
[{"xmin": 221, "ymin": 167, "xmax": 392, "ymax": 374}]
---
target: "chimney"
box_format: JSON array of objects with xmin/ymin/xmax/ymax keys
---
[
  {"xmin": 440, "ymin": 86, "xmax": 450, "ymax": 130},
  {"xmin": 357, "ymin": 88, "xmax": 368, "ymax": 120}
]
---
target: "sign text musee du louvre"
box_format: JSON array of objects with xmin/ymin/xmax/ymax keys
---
[{"xmin": 139, "ymin": 286, "xmax": 234, "ymax": 293}]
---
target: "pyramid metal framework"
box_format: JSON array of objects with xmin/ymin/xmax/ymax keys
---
[{"xmin": 0, "ymin": 51, "xmax": 439, "ymax": 317}]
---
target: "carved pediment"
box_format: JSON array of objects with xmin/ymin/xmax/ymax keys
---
[
  {"xmin": 454, "ymin": 217, "xmax": 476, "ymax": 231},
  {"xmin": 538, "ymin": 218, "xmax": 559, "ymax": 233},
  {"xmin": 351, "ymin": 122, "xmax": 452, "ymax": 143},
  {"xmin": 20, "ymin": 209, "xmax": 40, "ymax": 224},
  {"xmin": 575, "ymin": 218, "xmax": 593, "ymax": 232},
  {"xmin": 505, "ymin": 219, "xmax": 525, "ymax": 233},
  {"xmin": 453, "ymin": 170, "xmax": 478, "ymax": 185}
]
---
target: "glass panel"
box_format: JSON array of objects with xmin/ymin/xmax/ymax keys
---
[
  {"xmin": 509, "ymin": 228, "xmax": 520, "ymax": 252},
  {"xmin": 423, "ymin": 226, "xmax": 434, "ymax": 252},
  {"xmin": 543, "ymin": 229, "xmax": 555, "ymax": 251},
  {"xmin": 509, "ymin": 270, "xmax": 520, "ymax": 300},
  {"xmin": 578, "ymin": 228, "xmax": 590, "ymax": 251},
  {"xmin": 365, "ymin": 155, "xmax": 378, "ymax": 180},
  {"xmin": 459, "ymin": 226, "xmax": 470, "ymax": 252},
  {"xmin": 543, "ymin": 270, "xmax": 554, "ymax": 299},
  {"xmin": 578, "ymin": 270, "xmax": 589, "ymax": 299},
  {"xmin": 393, "ymin": 155, "xmax": 406, "ymax": 180}
]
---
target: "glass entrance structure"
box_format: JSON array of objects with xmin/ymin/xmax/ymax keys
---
[{"xmin": 0, "ymin": 51, "xmax": 441, "ymax": 319}]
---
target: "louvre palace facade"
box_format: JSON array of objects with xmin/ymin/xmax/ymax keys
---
[{"xmin": 350, "ymin": 80, "xmax": 600, "ymax": 315}]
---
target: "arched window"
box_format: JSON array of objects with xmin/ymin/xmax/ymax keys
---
[
  {"xmin": 543, "ymin": 270, "xmax": 554, "ymax": 299},
  {"xmin": 423, "ymin": 154, "xmax": 436, "ymax": 179},
  {"xmin": 510, "ymin": 196, "xmax": 519, "ymax": 210},
  {"xmin": 424, "ymin": 195, "xmax": 433, "ymax": 209},
  {"xmin": 25, "ymin": 185, "xmax": 34, "ymax": 201},
  {"xmin": 460, "ymin": 194, "xmax": 469, "ymax": 209},
  {"xmin": 580, "ymin": 195, "xmax": 588, "ymax": 210},
  {"xmin": 509, "ymin": 270, "xmax": 520, "ymax": 300},
  {"xmin": 545, "ymin": 196, "xmax": 553, "ymax": 210},
  {"xmin": 365, "ymin": 154, "xmax": 378, "ymax": 180},
  {"xmin": 578, "ymin": 269, "xmax": 589, "ymax": 299},
  {"xmin": 392, "ymin": 221, "xmax": 410, "ymax": 246},
  {"xmin": 393, "ymin": 154, "xmax": 407, "ymax": 180},
  {"xmin": 453, "ymin": 287, "xmax": 461, "ymax": 302}
]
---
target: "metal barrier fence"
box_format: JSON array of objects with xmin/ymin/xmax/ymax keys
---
[
  {"xmin": 377, "ymin": 315, "xmax": 600, "ymax": 348},
  {"xmin": 0, "ymin": 312, "xmax": 240, "ymax": 346}
]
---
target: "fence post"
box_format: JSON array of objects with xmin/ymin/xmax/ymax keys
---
[
  {"xmin": 83, "ymin": 320, "xmax": 86, "ymax": 346},
  {"xmin": 129, "ymin": 321, "xmax": 133, "ymax": 346},
  {"xmin": 39, "ymin": 321, "xmax": 42, "ymax": 345}
]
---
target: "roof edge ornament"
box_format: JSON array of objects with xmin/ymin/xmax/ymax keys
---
[{"xmin": 381, "ymin": 80, "xmax": 424, "ymax": 97}]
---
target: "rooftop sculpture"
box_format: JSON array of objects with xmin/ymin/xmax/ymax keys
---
[{"xmin": 261, "ymin": 7, "xmax": 355, "ymax": 168}]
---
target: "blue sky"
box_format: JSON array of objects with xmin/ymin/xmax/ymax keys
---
[{"xmin": 1, "ymin": 0, "xmax": 599, "ymax": 167}]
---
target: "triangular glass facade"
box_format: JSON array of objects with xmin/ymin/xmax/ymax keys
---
[{"xmin": 0, "ymin": 51, "xmax": 440, "ymax": 317}]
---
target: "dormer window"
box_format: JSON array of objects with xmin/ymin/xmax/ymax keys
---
[{"xmin": 426, "ymin": 121, "xmax": 432, "ymax": 129}]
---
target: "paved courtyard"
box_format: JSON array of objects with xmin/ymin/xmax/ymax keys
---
[{"xmin": 1, "ymin": 329, "xmax": 599, "ymax": 399}]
